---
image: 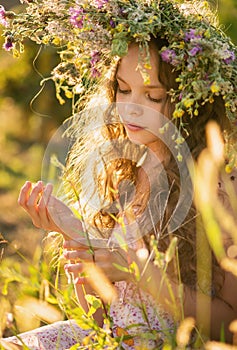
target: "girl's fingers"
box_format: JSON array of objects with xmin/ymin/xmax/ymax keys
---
[
  {"xmin": 64, "ymin": 249, "xmax": 95, "ymax": 261},
  {"xmin": 37, "ymin": 183, "xmax": 54, "ymax": 228},
  {"xmin": 18, "ymin": 181, "xmax": 32, "ymax": 209},
  {"xmin": 18, "ymin": 181, "xmax": 57, "ymax": 230},
  {"xmin": 27, "ymin": 181, "xmax": 43, "ymax": 208},
  {"xmin": 39, "ymin": 183, "xmax": 53, "ymax": 207},
  {"xmin": 64, "ymin": 263, "xmax": 83, "ymax": 274}
]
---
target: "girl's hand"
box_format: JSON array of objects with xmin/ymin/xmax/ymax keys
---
[
  {"xmin": 18, "ymin": 181, "xmax": 84, "ymax": 241},
  {"xmin": 63, "ymin": 239, "xmax": 132, "ymax": 284},
  {"xmin": 18, "ymin": 181, "xmax": 61, "ymax": 232}
]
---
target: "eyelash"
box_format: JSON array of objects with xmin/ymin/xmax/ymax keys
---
[
  {"xmin": 146, "ymin": 93, "xmax": 163, "ymax": 103},
  {"xmin": 117, "ymin": 88, "xmax": 163, "ymax": 103}
]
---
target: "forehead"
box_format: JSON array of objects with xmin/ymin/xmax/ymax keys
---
[{"xmin": 117, "ymin": 43, "xmax": 160, "ymax": 82}]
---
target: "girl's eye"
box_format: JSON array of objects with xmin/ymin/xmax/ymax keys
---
[
  {"xmin": 117, "ymin": 87, "xmax": 131, "ymax": 94},
  {"xmin": 146, "ymin": 92, "xmax": 164, "ymax": 103}
]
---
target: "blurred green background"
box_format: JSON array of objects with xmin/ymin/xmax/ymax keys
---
[{"xmin": 0, "ymin": 0, "xmax": 237, "ymax": 263}]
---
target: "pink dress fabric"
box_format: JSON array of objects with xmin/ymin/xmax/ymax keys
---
[{"xmin": 3, "ymin": 281, "xmax": 174, "ymax": 349}]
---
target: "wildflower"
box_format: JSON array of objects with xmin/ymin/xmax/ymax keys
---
[
  {"xmin": 189, "ymin": 45, "xmax": 202, "ymax": 56},
  {"xmin": 3, "ymin": 36, "xmax": 13, "ymax": 51},
  {"xmin": 223, "ymin": 50, "xmax": 235, "ymax": 64},
  {"xmin": 177, "ymin": 152, "xmax": 183, "ymax": 162},
  {"xmin": 69, "ymin": 6, "xmax": 85, "ymax": 29},
  {"xmin": 0, "ymin": 6, "xmax": 8, "ymax": 27},
  {"xmin": 173, "ymin": 109, "xmax": 185, "ymax": 118},
  {"xmin": 160, "ymin": 49, "xmax": 176, "ymax": 64},
  {"xmin": 179, "ymin": 93, "xmax": 183, "ymax": 101},
  {"xmin": 90, "ymin": 50, "xmax": 101, "ymax": 66},
  {"xmin": 116, "ymin": 23, "xmax": 124, "ymax": 32},
  {"xmin": 210, "ymin": 82, "xmax": 220, "ymax": 94},
  {"xmin": 64, "ymin": 89, "xmax": 73, "ymax": 98},
  {"xmin": 109, "ymin": 19, "xmax": 116, "ymax": 28},
  {"xmin": 183, "ymin": 98, "xmax": 194, "ymax": 108},
  {"xmin": 95, "ymin": 0, "xmax": 109, "ymax": 9},
  {"xmin": 225, "ymin": 163, "xmax": 233, "ymax": 173},
  {"xmin": 42, "ymin": 36, "xmax": 50, "ymax": 45},
  {"xmin": 144, "ymin": 62, "xmax": 152, "ymax": 69},
  {"xmin": 175, "ymin": 136, "xmax": 185, "ymax": 145},
  {"xmin": 52, "ymin": 37, "xmax": 61, "ymax": 46},
  {"xmin": 184, "ymin": 28, "xmax": 202, "ymax": 42},
  {"xmin": 90, "ymin": 51, "xmax": 101, "ymax": 78}
]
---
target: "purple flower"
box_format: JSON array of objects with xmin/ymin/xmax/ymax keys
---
[
  {"xmin": 110, "ymin": 19, "xmax": 116, "ymax": 28},
  {"xmin": 223, "ymin": 50, "xmax": 235, "ymax": 64},
  {"xmin": 189, "ymin": 45, "xmax": 202, "ymax": 56},
  {"xmin": 160, "ymin": 49, "xmax": 176, "ymax": 64},
  {"xmin": 69, "ymin": 7, "xmax": 85, "ymax": 28},
  {"xmin": 91, "ymin": 68, "xmax": 101, "ymax": 78},
  {"xmin": 90, "ymin": 50, "xmax": 101, "ymax": 66},
  {"xmin": 184, "ymin": 29, "xmax": 202, "ymax": 42},
  {"xmin": 0, "ymin": 5, "xmax": 8, "ymax": 27},
  {"xmin": 95, "ymin": 0, "xmax": 109, "ymax": 9},
  {"xmin": 90, "ymin": 51, "xmax": 101, "ymax": 77},
  {"xmin": 3, "ymin": 36, "xmax": 13, "ymax": 51}
]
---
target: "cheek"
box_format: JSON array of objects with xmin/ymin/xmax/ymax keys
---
[{"xmin": 116, "ymin": 93, "xmax": 127, "ymax": 103}]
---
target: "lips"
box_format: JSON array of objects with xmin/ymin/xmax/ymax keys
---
[{"xmin": 125, "ymin": 123, "xmax": 145, "ymax": 131}]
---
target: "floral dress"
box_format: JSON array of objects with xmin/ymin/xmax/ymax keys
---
[{"xmin": 3, "ymin": 281, "xmax": 174, "ymax": 350}]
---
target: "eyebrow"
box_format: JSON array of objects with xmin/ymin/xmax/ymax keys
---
[{"xmin": 116, "ymin": 75, "xmax": 165, "ymax": 89}]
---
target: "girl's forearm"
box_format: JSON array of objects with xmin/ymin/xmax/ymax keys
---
[{"xmin": 74, "ymin": 283, "xmax": 104, "ymax": 327}]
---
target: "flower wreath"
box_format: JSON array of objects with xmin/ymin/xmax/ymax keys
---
[{"xmin": 1, "ymin": 0, "xmax": 237, "ymax": 164}]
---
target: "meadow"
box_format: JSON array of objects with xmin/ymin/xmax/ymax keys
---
[{"xmin": 0, "ymin": 1, "xmax": 237, "ymax": 349}]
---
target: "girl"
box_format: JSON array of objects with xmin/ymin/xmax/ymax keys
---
[{"xmin": 1, "ymin": 0, "xmax": 237, "ymax": 348}]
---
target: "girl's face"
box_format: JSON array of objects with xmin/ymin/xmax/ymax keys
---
[{"xmin": 116, "ymin": 43, "xmax": 169, "ymax": 161}]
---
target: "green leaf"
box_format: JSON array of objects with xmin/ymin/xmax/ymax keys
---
[
  {"xmin": 112, "ymin": 232, "xmax": 128, "ymax": 252},
  {"xmin": 113, "ymin": 263, "xmax": 129, "ymax": 273}
]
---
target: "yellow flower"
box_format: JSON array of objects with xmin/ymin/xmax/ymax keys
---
[
  {"xmin": 175, "ymin": 136, "xmax": 185, "ymax": 145},
  {"xmin": 225, "ymin": 102, "xmax": 230, "ymax": 108},
  {"xmin": 179, "ymin": 41, "xmax": 185, "ymax": 49},
  {"xmin": 210, "ymin": 82, "xmax": 220, "ymax": 94},
  {"xmin": 144, "ymin": 62, "xmax": 152, "ymax": 69},
  {"xmin": 225, "ymin": 164, "xmax": 233, "ymax": 173},
  {"xmin": 177, "ymin": 153, "xmax": 183, "ymax": 162},
  {"xmin": 194, "ymin": 109, "xmax": 199, "ymax": 116},
  {"xmin": 65, "ymin": 89, "xmax": 73, "ymax": 99},
  {"xmin": 52, "ymin": 37, "xmax": 61, "ymax": 46},
  {"xmin": 13, "ymin": 49, "xmax": 20, "ymax": 58},
  {"xmin": 173, "ymin": 109, "xmax": 185, "ymax": 118},
  {"xmin": 42, "ymin": 36, "xmax": 50, "ymax": 45},
  {"xmin": 116, "ymin": 24, "xmax": 124, "ymax": 32},
  {"xmin": 183, "ymin": 98, "xmax": 194, "ymax": 108}
]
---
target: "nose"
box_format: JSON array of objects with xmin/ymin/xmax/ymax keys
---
[{"xmin": 124, "ymin": 102, "xmax": 143, "ymax": 117}]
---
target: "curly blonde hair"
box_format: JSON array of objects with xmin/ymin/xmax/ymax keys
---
[{"xmin": 64, "ymin": 37, "xmax": 233, "ymax": 298}]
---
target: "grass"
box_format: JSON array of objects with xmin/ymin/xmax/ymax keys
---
[{"xmin": 0, "ymin": 24, "xmax": 237, "ymax": 350}]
